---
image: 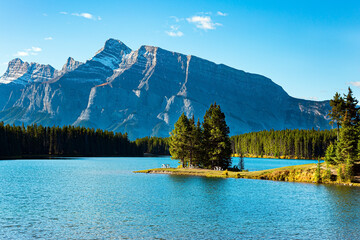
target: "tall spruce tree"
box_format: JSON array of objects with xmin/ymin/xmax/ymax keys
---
[
  {"xmin": 344, "ymin": 87, "xmax": 359, "ymax": 126},
  {"xmin": 192, "ymin": 119, "xmax": 205, "ymax": 167},
  {"xmin": 203, "ymin": 103, "xmax": 232, "ymax": 169},
  {"xmin": 169, "ymin": 113, "xmax": 191, "ymax": 167},
  {"xmin": 329, "ymin": 92, "xmax": 345, "ymax": 140}
]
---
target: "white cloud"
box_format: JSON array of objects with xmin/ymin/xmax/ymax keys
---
[
  {"xmin": 71, "ymin": 12, "xmax": 101, "ymax": 20},
  {"xmin": 14, "ymin": 51, "xmax": 29, "ymax": 57},
  {"xmin": 31, "ymin": 47, "xmax": 42, "ymax": 52},
  {"xmin": 217, "ymin": 11, "xmax": 228, "ymax": 16},
  {"xmin": 43, "ymin": 13, "xmax": 48, "ymax": 17},
  {"xmin": 44, "ymin": 37, "xmax": 53, "ymax": 41},
  {"xmin": 72, "ymin": 12, "xmax": 92, "ymax": 19},
  {"xmin": 166, "ymin": 31, "xmax": 184, "ymax": 37},
  {"xmin": 14, "ymin": 47, "xmax": 42, "ymax": 57},
  {"xmin": 166, "ymin": 25, "xmax": 184, "ymax": 37},
  {"xmin": 349, "ymin": 82, "xmax": 360, "ymax": 88},
  {"xmin": 60, "ymin": 12, "xmax": 101, "ymax": 20},
  {"xmin": 186, "ymin": 15, "xmax": 221, "ymax": 30}
]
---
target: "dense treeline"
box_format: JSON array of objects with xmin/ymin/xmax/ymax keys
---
[
  {"xmin": 134, "ymin": 137, "xmax": 169, "ymax": 155},
  {"xmin": 231, "ymin": 129, "xmax": 337, "ymax": 159},
  {"xmin": 0, "ymin": 123, "xmax": 142, "ymax": 158}
]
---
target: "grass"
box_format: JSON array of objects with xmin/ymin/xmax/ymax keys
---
[{"xmin": 134, "ymin": 163, "xmax": 360, "ymax": 187}]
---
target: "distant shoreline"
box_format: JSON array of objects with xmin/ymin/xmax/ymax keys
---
[
  {"xmin": 232, "ymin": 154, "xmax": 323, "ymax": 161},
  {"xmin": 134, "ymin": 165, "xmax": 360, "ymax": 187}
]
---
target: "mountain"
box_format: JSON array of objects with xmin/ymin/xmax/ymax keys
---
[{"xmin": 0, "ymin": 38, "xmax": 331, "ymax": 139}]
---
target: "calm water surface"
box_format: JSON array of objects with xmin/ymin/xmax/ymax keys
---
[{"xmin": 0, "ymin": 157, "xmax": 359, "ymax": 239}]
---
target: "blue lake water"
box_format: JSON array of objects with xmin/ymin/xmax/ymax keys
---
[{"xmin": 0, "ymin": 157, "xmax": 359, "ymax": 239}]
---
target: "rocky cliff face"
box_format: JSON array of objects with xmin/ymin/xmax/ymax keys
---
[{"xmin": 0, "ymin": 38, "xmax": 331, "ymax": 139}]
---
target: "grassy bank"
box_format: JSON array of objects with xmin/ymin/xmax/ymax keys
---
[{"xmin": 134, "ymin": 163, "xmax": 360, "ymax": 187}]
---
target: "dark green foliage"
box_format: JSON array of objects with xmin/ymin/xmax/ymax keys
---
[
  {"xmin": 328, "ymin": 92, "xmax": 345, "ymax": 139},
  {"xmin": 335, "ymin": 123, "xmax": 357, "ymax": 164},
  {"xmin": 326, "ymin": 87, "xmax": 360, "ymax": 182},
  {"xmin": 169, "ymin": 103, "xmax": 232, "ymax": 169},
  {"xmin": 324, "ymin": 142, "xmax": 336, "ymax": 165},
  {"xmin": 169, "ymin": 113, "xmax": 192, "ymax": 167},
  {"xmin": 345, "ymin": 154, "xmax": 354, "ymax": 182},
  {"xmin": 231, "ymin": 129, "xmax": 336, "ymax": 159},
  {"xmin": 135, "ymin": 136, "xmax": 169, "ymax": 155},
  {"xmin": 0, "ymin": 122, "xmax": 143, "ymax": 158},
  {"xmin": 203, "ymin": 103, "xmax": 232, "ymax": 169},
  {"xmin": 343, "ymin": 87, "xmax": 359, "ymax": 126},
  {"xmin": 191, "ymin": 119, "xmax": 206, "ymax": 167}
]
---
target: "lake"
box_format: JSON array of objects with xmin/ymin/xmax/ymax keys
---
[{"xmin": 0, "ymin": 157, "xmax": 359, "ymax": 239}]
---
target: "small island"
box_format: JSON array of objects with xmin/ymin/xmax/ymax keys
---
[
  {"xmin": 134, "ymin": 163, "xmax": 360, "ymax": 187},
  {"xmin": 136, "ymin": 89, "xmax": 360, "ymax": 187}
]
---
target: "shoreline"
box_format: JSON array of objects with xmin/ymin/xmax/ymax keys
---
[
  {"xmin": 232, "ymin": 154, "xmax": 323, "ymax": 160},
  {"xmin": 134, "ymin": 164, "xmax": 360, "ymax": 187}
]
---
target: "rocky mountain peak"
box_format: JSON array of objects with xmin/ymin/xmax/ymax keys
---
[
  {"xmin": 91, "ymin": 38, "xmax": 132, "ymax": 69},
  {"xmin": 0, "ymin": 58, "xmax": 57, "ymax": 85},
  {"xmin": 103, "ymin": 38, "xmax": 131, "ymax": 53},
  {"xmin": 61, "ymin": 57, "xmax": 83, "ymax": 73}
]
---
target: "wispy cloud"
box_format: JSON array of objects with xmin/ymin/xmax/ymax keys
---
[
  {"xmin": 14, "ymin": 51, "xmax": 29, "ymax": 57},
  {"xmin": 349, "ymin": 82, "xmax": 360, "ymax": 88},
  {"xmin": 42, "ymin": 13, "xmax": 48, "ymax": 17},
  {"xmin": 186, "ymin": 15, "xmax": 221, "ymax": 30},
  {"xmin": 44, "ymin": 37, "xmax": 53, "ymax": 41},
  {"xmin": 60, "ymin": 12, "xmax": 101, "ymax": 20},
  {"xmin": 72, "ymin": 12, "xmax": 94, "ymax": 19},
  {"xmin": 166, "ymin": 25, "xmax": 184, "ymax": 37},
  {"xmin": 14, "ymin": 47, "xmax": 42, "ymax": 57},
  {"xmin": 170, "ymin": 16, "xmax": 183, "ymax": 23},
  {"xmin": 217, "ymin": 11, "xmax": 228, "ymax": 16}
]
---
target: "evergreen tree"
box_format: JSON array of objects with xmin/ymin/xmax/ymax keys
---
[
  {"xmin": 203, "ymin": 103, "xmax": 232, "ymax": 169},
  {"xmin": 324, "ymin": 142, "xmax": 336, "ymax": 165},
  {"xmin": 328, "ymin": 92, "xmax": 344, "ymax": 140},
  {"xmin": 169, "ymin": 113, "xmax": 191, "ymax": 167},
  {"xmin": 344, "ymin": 87, "xmax": 359, "ymax": 126},
  {"xmin": 191, "ymin": 119, "xmax": 205, "ymax": 167},
  {"xmin": 335, "ymin": 114, "xmax": 357, "ymax": 164},
  {"xmin": 335, "ymin": 88, "xmax": 359, "ymax": 167}
]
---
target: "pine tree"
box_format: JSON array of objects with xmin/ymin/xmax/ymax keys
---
[
  {"xmin": 329, "ymin": 92, "xmax": 345, "ymax": 140},
  {"xmin": 203, "ymin": 103, "xmax": 232, "ymax": 169},
  {"xmin": 344, "ymin": 87, "xmax": 359, "ymax": 126},
  {"xmin": 191, "ymin": 119, "xmax": 205, "ymax": 167},
  {"xmin": 169, "ymin": 113, "xmax": 190, "ymax": 167},
  {"xmin": 335, "ymin": 112, "xmax": 357, "ymax": 164},
  {"xmin": 324, "ymin": 142, "xmax": 336, "ymax": 165}
]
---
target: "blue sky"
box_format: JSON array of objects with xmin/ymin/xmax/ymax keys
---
[{"xmin": 1, "ymin": 0, "xmax": 360, "ymax": 100}]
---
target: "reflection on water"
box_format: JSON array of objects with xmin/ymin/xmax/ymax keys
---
[{"xmin": 0, "ymin": 157, "xmax": 359, "ymax": 239}]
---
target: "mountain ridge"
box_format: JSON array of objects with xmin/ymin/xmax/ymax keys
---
[{"xmin": 0, "ymin": 38, "xmax": 331, "ymax": 139}]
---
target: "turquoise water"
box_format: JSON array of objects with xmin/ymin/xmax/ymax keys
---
[{"xmin": 0, "ymin": 157, "xmax": 359, "ymax": 239}]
